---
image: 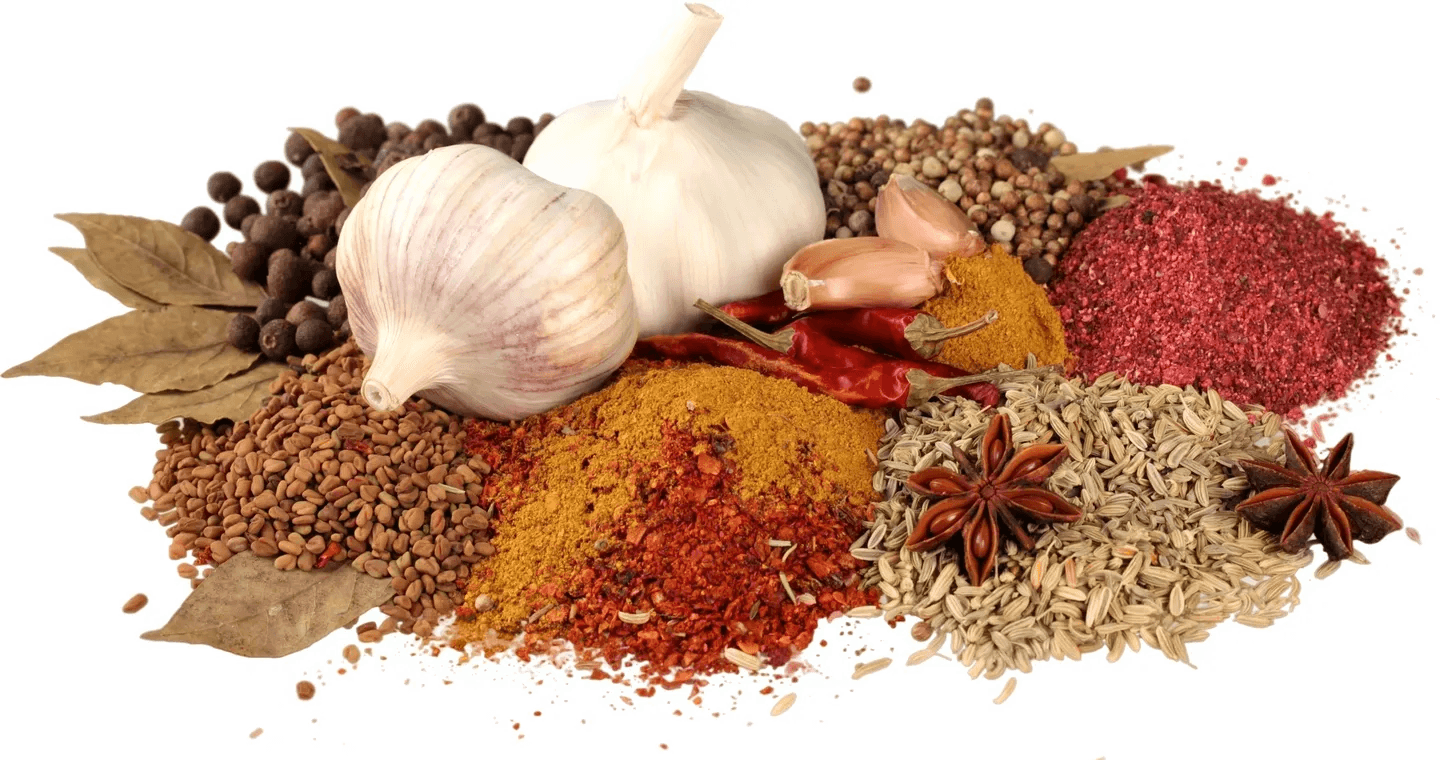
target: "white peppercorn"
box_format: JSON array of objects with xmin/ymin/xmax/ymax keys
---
[{"xmin": 990, "ymin": 219, "xmax": 1017, "ymax": 243}]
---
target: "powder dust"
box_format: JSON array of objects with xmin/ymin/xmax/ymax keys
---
[{"xmin": 458, "ymin": 362, "xmax": 884, "ymax": 635}]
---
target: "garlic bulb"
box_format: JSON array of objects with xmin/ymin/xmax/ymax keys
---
[
  {"xmin": 876, "ymin": 175, "xmax": 986, "ymax": 265},
  {"xmin": 522, "ymin": 3, "xmax": 825, "ymax": 337},
  {"xmin": 780, "ymin": 238, "xmax": 943, "ymax": 311},
  {"xmin": 337, "ymin": 144, "xmax": 638, "ymax": 421}
]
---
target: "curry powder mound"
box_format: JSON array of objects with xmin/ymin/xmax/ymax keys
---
[
  {"xmin": 456, "ymin": 362, "xmax": 884, "ymax": 636},
  {"xmin": 924, "ymin": 247, "xmax": 1069, "ymax": 371}
]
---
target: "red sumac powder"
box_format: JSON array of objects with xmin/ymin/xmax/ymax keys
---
[{"xmin": 1050, "ymin": 180, "xmax": 1401, "ymax": 413}]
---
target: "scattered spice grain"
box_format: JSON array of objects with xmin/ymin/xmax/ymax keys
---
[
  {"xmin": 122, "ymin": 593, "xmax": 148, "ymax": 614},
  {"xmin": 295, "ymin": 680, "xmax": 316, "ymax": 700},
  {"xmin": 771, "ymin": 692, "xmax": 798, "ymax": 716}
]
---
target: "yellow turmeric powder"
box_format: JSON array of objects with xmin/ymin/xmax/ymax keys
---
[
  {"xmin": 459, "ymin": 362, "xmax": 883, "ymax": 634},
  {"xmin": 924, "ymin": 247, "xmax": 1069, "ymax": 371}
]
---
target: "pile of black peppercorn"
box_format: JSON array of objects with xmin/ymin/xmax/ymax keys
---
[{"xmin": 179, "ymin": 103, "xmax": 553, "ymax": 362}]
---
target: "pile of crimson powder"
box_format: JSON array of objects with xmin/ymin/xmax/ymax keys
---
[{"xmin": 1049, "ymin": 179, "xmax": 1401, "ymax": 415}]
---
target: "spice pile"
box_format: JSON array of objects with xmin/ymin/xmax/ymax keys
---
[
  {"xmin": 803, "ymin": 97, "xmax": 1129, "ymax": 282},
  {"xmin": 857, "ymin": 366, "xmax": 1313, "ymax": 677},
  {"xmin": 1050, "ymin": 179, "xmax": 1402, "ymax": 414},
  {"xmin": 453, "ymin": 361, "xmax": 884, "ymax": 678},
  {"xmin": 133, "ymin": 341, "xmax": 496, "ymax": 639},
  {"xmin": 922, "ymin": 247, "xmax": 1069, "ymax": 371}
]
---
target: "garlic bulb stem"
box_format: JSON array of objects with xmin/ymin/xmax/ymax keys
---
[
  {"xmin": 621, "ymin": 3, "xmax": 723, "ymax": 127},
  {"xmin": 360, "ymin": 326, "xmax": 453, "ymax": 413}
]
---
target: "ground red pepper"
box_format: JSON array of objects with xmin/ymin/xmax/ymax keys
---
[
  {"xmin": 1050, "ymin": 180, "xmax": 1401, "ymax": 413},
  {"xmin": 549, "ymin": 421, "xmax": 875, "ymax": 680}
]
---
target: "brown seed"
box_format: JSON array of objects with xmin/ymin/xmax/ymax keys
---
[
  {"xmin": 223, "ymin": 195, "xmax": 260, "ymax": 230},
  {"xmin": 122, "ymin": 593, "xmax": 148, "ymax": 614},
  {"xmin": 128, "ymin": 486, "xmax": 149, "ymax": 504},
  {"xmin": 254, "ymin": 161, "xmax": 291, "ymax": 193},
  {"xmin": 177, "ymin": 563, "xmax": 198, "ymax": 579},
  {"xmin": 295, "ymin": 680, "xmax": 316, "ymax": 701},
  {"xmin": 853, "ymin": 76, "xmax": 872, "ymax": 93},
  {"xmin": 208, "ymin": 171, "xmax": 242, "ymax": 203},
  {"xmin": 181, "ymin": 207, "xmax": 221, "ymax": 242}
]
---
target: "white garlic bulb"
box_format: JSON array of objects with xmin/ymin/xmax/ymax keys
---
[
  {"xmin": 337, "ymin": 144, "xmax": 638, "ymax": 421},
  {"xmin": 522, "ymin": 3, "xmax": 825, "ymax": 338}
]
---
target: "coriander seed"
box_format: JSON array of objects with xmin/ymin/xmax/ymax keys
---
[{"xmin": 853, "ymin": 76, "xmax": 871, "ymax": 93}]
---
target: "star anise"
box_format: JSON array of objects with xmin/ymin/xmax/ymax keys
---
[
  {"xmin": 904, "ymin": 414, "xmax": 1082, "ymax": 583},
  {"xmin": 1235, "ymin": 427, "xmax": 1402, "ymax": 560}
]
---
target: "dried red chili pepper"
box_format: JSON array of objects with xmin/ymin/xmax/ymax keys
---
[
  {"xmin": 718, "ymin": 289, "xmax": 796, "ymax": 326},
  {"xmin": 693, "ymin": 301, "xmax": 1012, "ymax": 407},
  {"xmin": 315, "ymin": 541, "xmax": 341, "ymax": 569},
  {"xmin": 634, "ymin": 332, "xmax": 1013, "ymax": 408},
  {"xmin": 796, "ymin": 307, "xmax": 997, "ymax": 361}
]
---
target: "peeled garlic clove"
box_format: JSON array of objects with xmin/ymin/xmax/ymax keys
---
[
  {"xmin": 779, "ymin": 238, "xmax": 942, "ymax": 311},
  {"xmin": 876, "ymin": 174, "xmax": 986, "ymax": 264},
  {"xmin": 337, "ymin": 144, "xmax": 638, "ymax": 421}
]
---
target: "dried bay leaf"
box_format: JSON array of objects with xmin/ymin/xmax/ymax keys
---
[
  {"xmin": 49, "ymin": 246, "xmax": 163, "ymax": 310},
  {"xmin": 83, "ymin": 362, "xmax": 285, "ymax": 425},
  {"xmin": 4, "ymin": 306, "xmax": 257, "ymax": 392},
  {"xmin": 289, "ymin": 127, "xmax": 370, "ymax": 208},
  {"xmin": 55, "ymin": 213, "xmax": 265, "ymax": 308},
  {"xmin": 141, "ymin": 554, "xmax": 394, "ymax": 658},
  {"xmin": 1049, "ymin": 145, "xmax": 1173, "ymax": 182}
]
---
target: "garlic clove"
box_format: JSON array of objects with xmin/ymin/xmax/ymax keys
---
[
  {"xmin": 779, "ymin": 237, "xmax": 942, "ymax": 311},
  {"xmin": 876, "ymin": 175, "xmax": 986, "ymax": 265}
]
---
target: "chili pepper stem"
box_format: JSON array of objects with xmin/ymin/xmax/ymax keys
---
[
  {"xmin": 906, "ymin": 309, "xmax": 999, "ymax": 357},
  {"xmin": 694, "ymin": 299, "xmax": 796, "ymax": 354},
  {"xmin": 904, "ymin": 365, "xmax": 1060, "ymax": 406}
]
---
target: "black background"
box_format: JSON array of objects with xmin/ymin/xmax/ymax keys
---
[{"xmin": 30, "ymin": 2, "xmax": 1428, "ymax": 754}]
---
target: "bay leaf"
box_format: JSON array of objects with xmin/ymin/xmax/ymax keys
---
[
  {"xmin": 141, "ymin": 553, "xmax": 394, "ymax": 658},
  {"xmin": 289, "ymin": 127, "xmax": 370, "ymax": 208},
  {"xmin": 55, "ymin": 213, "xmax": 266, "ymax": 308},
  {"xmin": 4, "ymin": 306, "xmax": 257, "ymax": 392},
  {"xmin": 1048, "ymin": 145, "xmax": 1173, "ymax": 182},
  {"xmin": 82, "ymin": 362, "xmax": 285, "ymax": 425},
  {"xmin": 49, "ymin": 246, "xmax": 163, "ymax": 310}
]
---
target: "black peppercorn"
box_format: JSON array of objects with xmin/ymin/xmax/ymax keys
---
[
  {"xmin": 254, "ymin": 160, "xmax": 291, "ymax": 193},
  {"xmin": 249, "ymin": 215, "xmax": 300, "ymax": 253},
  {"xmin": 207, "ymin": 172, "xmax": 242, "ymax": 203},
  {"xmin": 323, "ymin": 247, "xmax": 337, "ymax": 269},
  {"xmin": 301, "ymin": 234, "xmax": 332, "ymax": 260},
  {"xmin": 284, "ymin": 131, "xmax": 315, "ymax": 167},
  {"xmin": 267, "ymin": 190, "xmax": 304, "ymax": 219},
  {"xmin": 240, "ymin": 213, "xmax": 260, "ymax": 240},
  {"xmin": 227, "ymin": 314, "xmax": 261, "ymax": 351},
  {"xmin": 301, "ymin": 152, "xmax": 327, "ymax": 180},
  {"xmin": 422, "ymin": 132, "xmax": 453, "ymax": 152},
  {"xmin": 298, "ymin": 191, "xmax": 342, "ymax": 236},
  {"xmin": 181, "ymin": 206, "xmax": 220, "ymax": 241},
  {"xmin": 258, "ymin": 319, "xmax": 297, "ymax": 361},
  {"xmin": 334, "ymin": 207, "xmax": 350, "ymax": 235},
  {"xmin": 1023, "ymin": 256, "xmax": 1054, "ymax": 285},
  {"xmin": 338, "ymin": 113, "xmax": 386, "ymax": 153},
  {"xmin": 414, "ymin": 119, "xmax": 446, "ymax": 140},
  {"xmin": 286, "ymin": 299, "xmax": 327, "ymax": 326},
  {"xmin": 327, "ymin": 293, "xmax": 347, "ymax": 328},
  {"xmin": 1069, "ymin": 193, "xmax": 1097, "ymax": 218},
  {"xmin": 301, "ymin": 172, "xmax": 335, "ymax": 197},
  {"xmin": 267, "ymin": 249, "xmax": 310, "ymax": 303},
  {"xmin": 448, "ymin": 104, "xmax": 485, "ymax": 140},
  {"xmin": 505, "ymin": 116, "xmax": 534, "ymax": 135},
  {"xmin": 535, "ymin": 113, "xmax": 554, "ymax": 133},
  {"xmin": 336, "ymin": 320, "xmax": 352, "ymax": 342},
  {"xmin": 223, "ymin": 195, "xmax": 260, "ymax": 230},
  {"xmin": 229, "ymin": 242, "xmax": 268, "ymax": 283},
  {"xmin": 295, "ymin": 318, "xmax": 335, "ymax": 355},
  {"xmin": 471, "ymin": 122, "xmax": 503, "ymax": 142},
  {"xmin": 489, "ymin": 133, "xmax": 514, "ymax": 155},
  {"xmin": 510, "ymin": 133, "xmax": 533, "ymax": 162},
  {"xmin": 311, "ymin": 268, "xmax": 341, "ymax": 300},
  {"xmin": 255, "ymin": 297, "xmax": 289, "ymax": 325},
  {"xmin": 386, "ymin": 122, "xmax": 412, "ymax": 142},
  {"xmin": 335, "ymin": 106, "xmax": 361, "ymax": 128}
]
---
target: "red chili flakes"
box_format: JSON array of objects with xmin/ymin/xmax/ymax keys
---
[
  {"xmin": 551, "ymin": 422, "xmax": 875, "ymax": 683},
  {"xmin": 1051, "ymin": 180, "xmax": 1401, "ymax": 414}
]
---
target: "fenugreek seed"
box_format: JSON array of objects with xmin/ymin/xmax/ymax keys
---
[
  {"xmin": 770, "ymin": 693, "xmax": 797, "ymax": 717},
  {"xmin": 122, "ymin": 593, "xmax": 148, "ymax": 614}
]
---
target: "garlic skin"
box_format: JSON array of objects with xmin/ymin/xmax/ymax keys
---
[
  {"xmin": 780, "ymin": 238, "xmax": 943, "ymax": 311},
  {"xmin": 876, "ymin": 175, "xmax": 986, "ymax": 265},
  {"xmin": 337, "ymin": 144, "xmax": 638, "ymax": 421},
  {"xmin": 522, "ymin": 3, "xmax": 825, "ymax": 338}
]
